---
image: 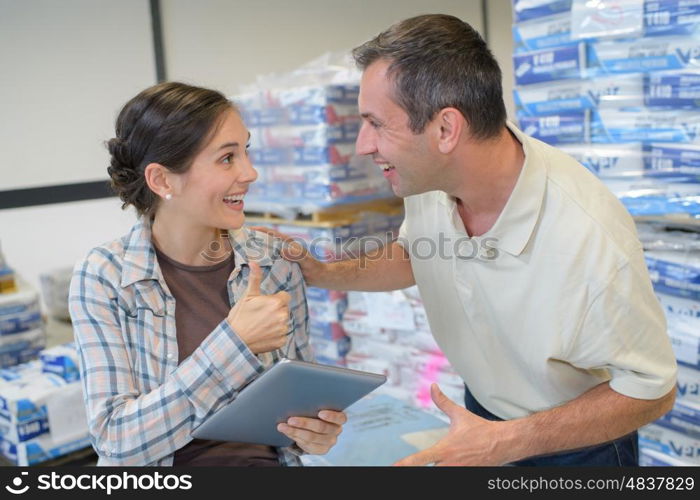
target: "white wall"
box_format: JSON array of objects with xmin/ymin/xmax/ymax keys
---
[
  {"xmin": 161, "ymin": 0, "xmax": 484, "ymax": 95},
  {"xmin": 0, "ymin": 0, "xmax": 156, "ymax": 190},
  {"xmin": 486, "ymin": 0, "xmax": 516, "ymax": 121},
  {"xmin": 0, "ymin": 199, "xmax": 138, "ymax": 297}
]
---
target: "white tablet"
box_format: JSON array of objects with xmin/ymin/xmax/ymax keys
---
[{"xmin": 191, "ymin": 358, "xmax": 387, "ymax": 447}]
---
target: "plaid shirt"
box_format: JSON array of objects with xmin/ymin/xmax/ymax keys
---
[{"xmin": 69, "ymin": 218, "xmax": 313, "ymax": 466}]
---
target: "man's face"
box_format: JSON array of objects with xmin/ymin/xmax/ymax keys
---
[{"xmin": 356, "ymin": 59, "xmax": 440, "ymax": 198}]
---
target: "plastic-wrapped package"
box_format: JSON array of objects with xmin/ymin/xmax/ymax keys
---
[
  {"xmin": 570, "ymin": 0, "xmax": 645, "ymax": 40},
  {"xmin": 306, "ymin": 287, "xmax": 347, "ymax": 323},
  {"xmin": 644, "ymin": 0, "xmax": 700, "ymax": 37},
  {"xmin": 342, "ymin": 289, "xmax": 464, "ymax": 413},
  {"xmin": 638, "ymin": 226, "xmax": 700, "ymax": 298},
  {"xmin": 513, "ymin": 43, "xmax": 587, "ymax": 85},
  {"xmin": 39, "ymin": 267, "xmax": 72, "ymax": 321},
  {"xmin": 677, "ymin": 364, "xmax": 700, "ymax": 405},
  {"xmin": 639, "ymin": 423, "xmax": 700, "ymax": 464},
  {"xmin": 645, "ymin": 71, "xmax": 700, "ymax": 108},
  {"xmin": 655, "ymin": 399, "xmax": 700, "ymax": 440},
  {"xmin": 513, "ymin": 13, "xmax": 576, "ymax": 53},
  {"xmin": 0, "ymin": 370, "xmax": 90, "ymax": 465},
  {"xmin": 519, "ymin": 111, "xmax": 590, "ymax": 143},
  {"xmin": 604, "ymin": 178, "xmax": 700, "ymax": 216},
  {"xmin": 591, "ymin": 108, "xmax": 700, "ymax": 143},
  {"xmin": 232, "ymin": 55, "xmax": 394, "ymax": 213},
  {"xmin": 0, "ymin": 328, "xmax": 46, "ymax": 369},
  {"xmin": 640, "ymin": 447, "xmax": 698, "ymax": 465},
  {"xmin": 587, "ymin": 35, "xmax": 700, "ymax": 77},
  {"xmin": 512, "ymin": 0, "xmax": 574, "ymax": 22},
  {"xmin": 646, "ymin": 143, "xmax": 700, "ymax": 174},
  {"xmin": 39, "ymin": 342, "xmax": 79, "ymax": 383},
  {"xmin": 560, "ymin": 142, "xmax": 647, "ymax": 176},
  {"xmin": 514, "ymin": 75, "xmax": 644, "ymax": 116}
]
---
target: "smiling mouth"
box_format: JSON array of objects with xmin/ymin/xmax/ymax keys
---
[
  {"xmin": 223, "ymin": 193, "xmax": 245, "ymax": 206},
  {"xmin": 380, "ymin": 164, "xmax": 395, "ymax": 172}
]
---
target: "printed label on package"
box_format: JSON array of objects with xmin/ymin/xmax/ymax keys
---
[
  {"xmin": 519, "ymin": 112, "xmax": 589, "ymax": 143},
  {"xmin": 514, "ymin": 44, "xmax": 585, "ymax": 85},
  {"xmin": 588, "ymin": 36, "xmax": 700, "ymax": 76},
  {"xmin": 591, "ymin": 108, "xmax": 700, "ymax": 143},
  {"xmin": 644, "ymin": 0, "xmax": 700, "ymax": 36},
  {"xmin": 513, "ymin": 0, "xmax": 573, "ymax": 22},
  {"xmin": 512, "ymin": 13, "xmax": 575, "ymax": 53},
  {"xmin": 645, "ymin": 143, "xmax": 700, "ymax": 173},
  {"xmin": 645, "ymin": 71, "xmax": 700, "ymax": 107}
]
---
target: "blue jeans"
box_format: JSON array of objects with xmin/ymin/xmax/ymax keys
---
[{"xmin": 464, "ymin": 385, "xmax": 638, "ymax": 466}]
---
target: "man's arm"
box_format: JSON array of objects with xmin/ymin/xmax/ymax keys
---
[
  {"xmin": 396, "ymin": 382, "xmax": 675, "ymax": 466},
  {"xmin": 251, "ymin": 227, "xmax": 415, "ymax": 291},
  {"xmin": 502, "ymin": 382, "xmax": 675, "ymax": 462}
]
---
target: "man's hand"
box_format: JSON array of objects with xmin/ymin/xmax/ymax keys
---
[
  {"xmin": 394, "ymin": 384, "xmax": 510, "ymax": 466},
  {"xmin": 250, "ymin": 226, "xmax": 326, "ymax": 286},
  {"xmin": 277, "ymin": 410, "xmax": 347, "ymax": 455}
]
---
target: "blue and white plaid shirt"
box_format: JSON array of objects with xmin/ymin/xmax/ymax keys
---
[{"xmin": 69, "ymin": 218, "xmax": 313, "ymax": 466}]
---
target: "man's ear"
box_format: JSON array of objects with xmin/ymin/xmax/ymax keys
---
[
  {"xmin": 435, "ymin": 108, "xmax": 466, "ymax": 154},
  {"xmin": 144, "ymin": 163, "xmax": 174, "ymax": 199}
]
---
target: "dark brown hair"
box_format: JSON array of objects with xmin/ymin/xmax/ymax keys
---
[
  {"xmin": 107, "ymin": 82, "xmax": 234, "ymax": 217},
  {"xmin": 352, "ymin": 14, "xmax": 506, "ymax": 139}
]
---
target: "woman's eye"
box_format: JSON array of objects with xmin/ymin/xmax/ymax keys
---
[{"xmin": 222, "ymin": 153, "xmax": 233, "ymax": 164}]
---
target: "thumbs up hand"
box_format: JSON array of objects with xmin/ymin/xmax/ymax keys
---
[{"xmin": 227, "ymin": 261, "xmax": 291, "ymax": 355}]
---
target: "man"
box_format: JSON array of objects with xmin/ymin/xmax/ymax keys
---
[{"xmin": 256, "ymin": 14, "xmax": 677, "ymax": 466}]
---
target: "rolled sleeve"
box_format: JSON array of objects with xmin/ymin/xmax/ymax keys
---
[{"xmin": 565, "ymin": 261, "xmax": 678, "ymax": 400}]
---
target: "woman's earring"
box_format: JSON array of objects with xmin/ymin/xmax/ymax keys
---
[{"xmin": 164, "ymin": 193, "xmax": 172, "ymax": 201}]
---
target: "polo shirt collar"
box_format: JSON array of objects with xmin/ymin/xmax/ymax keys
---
[{"xmin": 440, "ymin": 121, "xmax": 547, "ymax": 257}]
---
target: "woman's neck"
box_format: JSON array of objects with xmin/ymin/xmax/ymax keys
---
[{"xmin": 151, "ymin": 212, "xmax": 231, "ymax": 266}]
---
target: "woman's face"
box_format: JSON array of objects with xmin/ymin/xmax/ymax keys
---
[{"xmin": 168, "ymin": 108, "xmax": 257, "ymax": 231}]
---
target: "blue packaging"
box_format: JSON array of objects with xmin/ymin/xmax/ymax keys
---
[
  {"xmin": 645, "ymin": 71, "xmax": 700, "ymax": 108},
  {"xmin": 39, "ymin": 343, "xmax": 80, "ymax": 383},
  {"xmin": 638, "ymin": 423, "xmax": 700, "ymax": 464},
  {"xmin": 644, "ymin": 0, "xmax": 700, "ymax": 37},
  {"xmin": 644, "ymin": 143, "xmax": 700, "ymax": 174},
  {"xmin": 560, "ymin": 143, "xmax": 646, "ymax": 177},
  {"xmin": 587, "ymin": 35, "xmax": 700, "ymax": 76},
  {"xmin": 514, "ymin": 75, "xmax": 644, "ymax": 116},
  {"xmin": 647, "ymin": 254, "xmax": 700, "ymax": 300},
  {"xmin": 655, "ymin": 399, "xmax": 700, "ymax": 439},
  {"xmin": 287, "ymin": 104, "xmax": 358, "ymax": 126},
  {"xmin": 514, "ymin": 44, "xmax": 586, "ymax": 86},
  {"xmin": 512, "ymin": 0, "xmax": 573, "ymax": 22},
  {"xmin": 512, "ymin": 13, "xmax": 575, "ymax": 53},
  {"xmin": 1, "ymin": 434, "xmax": 91, "ymax": 466},
  {"xmin": 0, "ymin": 310, "xmax": 41, "ymax": 336},
  {"xmin": 591, "ymin": 108, "xmax": 700, "ymax": 143},
  {"xmin": 309, "ymin": 320, "xmax": 347, "ymax": 341},
  {"xmin": 677, "ymin": 364, "xmax": 700, "ymax": 405},
  {"xmin": 519, "ymin": 111, "xmax": 589, "ymax": 144}
]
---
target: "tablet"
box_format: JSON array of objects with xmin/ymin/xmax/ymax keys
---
[{"xmin": 191, "ymin": 358, "xmax": 387, "ymax": 447}]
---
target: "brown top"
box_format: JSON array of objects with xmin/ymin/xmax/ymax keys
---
[{"xmin": 155, "ymin": 245, "xmax": 279, "ymax": 466}]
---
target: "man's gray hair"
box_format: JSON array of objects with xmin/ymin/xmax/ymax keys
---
[{"xmin": 352, "ymin": 14, "xmax": 506, "ymax": 140}]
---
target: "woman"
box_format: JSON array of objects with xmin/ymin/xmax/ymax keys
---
[{"xmin": 69, "ymin": 82, "xmax": 346, "ymax": 466}]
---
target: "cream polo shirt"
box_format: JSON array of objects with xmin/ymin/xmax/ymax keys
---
[{"xmin": 397, "ymin": 122, "xmax": 677, "ymax": 420}]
